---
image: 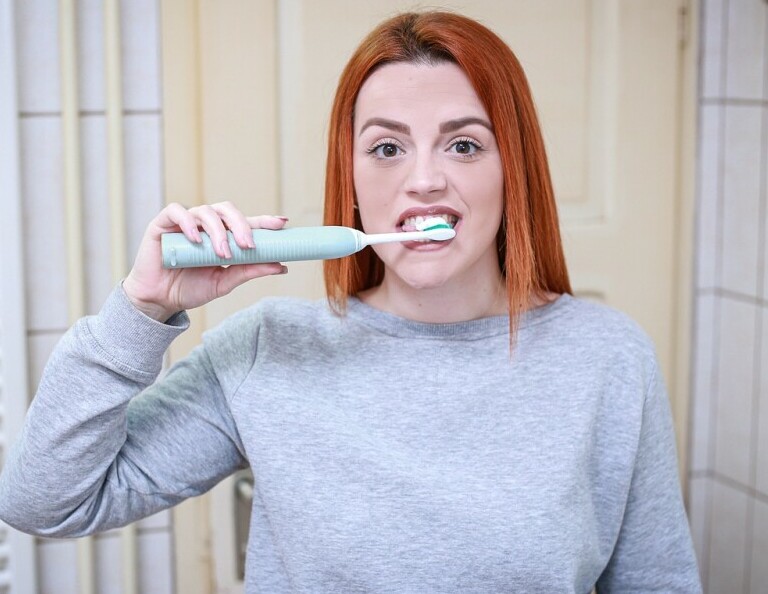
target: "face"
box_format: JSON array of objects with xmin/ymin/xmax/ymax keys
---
[{"xmin": 353, "ymin": 61, "xmax": 504, "ymax": 294}]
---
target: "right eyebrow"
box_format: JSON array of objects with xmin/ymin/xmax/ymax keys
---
[{"xmin": 358, "ymin": 118, "xmax": 411, "ymax": 136}]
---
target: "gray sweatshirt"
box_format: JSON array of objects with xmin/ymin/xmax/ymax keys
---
[{"xmin": 0, "ymin": 286, "xmax": 701, "ymax": 593}]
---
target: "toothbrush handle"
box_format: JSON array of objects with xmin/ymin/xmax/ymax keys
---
[{"xmin": 161, "ymin": 226, "xmax": 361, "ymax": 269}]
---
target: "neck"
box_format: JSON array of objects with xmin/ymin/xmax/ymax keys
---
[{"xmin": 359, "ymin": 265, "xmax": 508, "ymax": 324}]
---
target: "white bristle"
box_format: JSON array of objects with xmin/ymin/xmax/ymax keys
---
[
  {"xmin": 421, "ymin": 227, "xmax": 456, "ymax": 241},
  {"xmin": 415, "ymin": 217, "xmax": 451, "ymax": 232}
]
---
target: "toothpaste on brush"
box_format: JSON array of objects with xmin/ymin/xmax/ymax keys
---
[{"xmin": 161, "ymin": 217, "xmax": 456, "ymax": 269}]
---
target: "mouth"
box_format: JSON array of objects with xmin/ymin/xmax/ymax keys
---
[
  {"xmin": 395, "ymin": 208, "xmax": 460, "ymax": 248},
  {"xmin": 401, "ymin": 213, "xmax": 459, "ymax": 233},
  {"xmin": 398, "ymin": 208, "xmax": 461, "ymax": 233}
]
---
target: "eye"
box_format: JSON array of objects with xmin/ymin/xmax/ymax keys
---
[
  {"xmin": 366, "ymin": 138, "xmax": 405, "ymax": 159},
  {"xmin": 448, "ymin": 137, "xmax": 482, "ymax": 157}
]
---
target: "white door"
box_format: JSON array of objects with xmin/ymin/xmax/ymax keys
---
[{"xmin": 159, "ymin": 2, "xmax": 696, "ymax": 592}]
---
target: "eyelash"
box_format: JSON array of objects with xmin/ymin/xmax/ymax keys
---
[
  {"xmin": 365, "ymin": 138, "xmax": 404, "ymax": 159},
  {"xmin": 448, "ymin": 136, "xmax": 483, "ymax": 158},
  {"xmin": 364, "ymin": 136, "xmax": 485, "ymax": 160}
]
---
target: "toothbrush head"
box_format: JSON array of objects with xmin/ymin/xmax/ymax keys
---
[
  {"xmin": 416, "ymin": 216, "xmax": 453, "ymax": 232},
  {"xmin": 416, "ymin": 217, "xmax": 456, "ymax": 241}
]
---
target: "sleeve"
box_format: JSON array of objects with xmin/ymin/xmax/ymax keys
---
[
  {"xmin": 0, "ymin": 286, "xmax": 249, "ymax": 538},
  {"xmin": 596, "ymin": 365, "xmax": 703, "ymax": 593}
]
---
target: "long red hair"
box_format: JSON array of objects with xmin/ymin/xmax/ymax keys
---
[{"xmin": 323, "ymin": 11, "xmax": 571, "ymax": 340}]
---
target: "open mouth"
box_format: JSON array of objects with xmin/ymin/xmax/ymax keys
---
[{"xmin": 400, "ymin": 213, "xmax": 459, "ymax": 232}]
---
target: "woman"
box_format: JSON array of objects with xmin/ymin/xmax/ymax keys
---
[{"xmin": 0, "ymin": 11, "xmax": 700, "ymax": 593}]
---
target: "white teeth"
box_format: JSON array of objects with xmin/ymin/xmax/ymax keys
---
[{"xmin": 401, "ymin": 214, "xmax": 457, "ymax": 229}]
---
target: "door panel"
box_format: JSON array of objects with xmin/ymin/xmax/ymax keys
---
[{"xmin": 160, "ymin": 2, "xmax": 693, "ymax": 592}]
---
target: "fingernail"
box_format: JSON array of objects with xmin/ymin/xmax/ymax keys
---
[
  {"xmin": 273, "ymin": 215, "xmax": 289, "ymax": 221},
  {"xmin": 277, "ymin": 265, "xmax": 288, "ymax": 275},
  {"xmin": 244, "ymin": 233, "xmax": 255, "ymax": 248},
  {"xmin": 221, "ymin": 240, "xmax": 232, "ymax": 259}
]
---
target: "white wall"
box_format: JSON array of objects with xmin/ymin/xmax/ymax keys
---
[
  {"xmin": 1, "ymin": 1, "xmax": 174, "ymax": 592},
  {"xmin": 3, "ymin": 0, "xmax": 767, "ymax": 593},
  {"xmin": 687, "ymin": 0, "xmax": 768, "ymax": 592}
]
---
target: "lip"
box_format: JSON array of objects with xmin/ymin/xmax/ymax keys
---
[{"xmin": 401, "ymin": 236, "xmax": 455, "ymax": 251}]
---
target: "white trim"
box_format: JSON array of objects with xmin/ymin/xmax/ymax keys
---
[
  {"xmin": 58, "ymin": 1, "xmax": 96, "ymax": 592},
  {"xmin": 104, "ymin": 3, "xmax": 138, "ymax": 593},
  {"xmin": 0, "ymin": 0, "xmax": 38, "ymax": 591}
]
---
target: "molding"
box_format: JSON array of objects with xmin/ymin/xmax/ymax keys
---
[{"xmin": 0, "ymin": 0, "xmax": 37, "ymax": 586}]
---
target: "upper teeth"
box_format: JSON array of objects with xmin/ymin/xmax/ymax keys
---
[{"xmin": 402, "ymin": 214, "xmax": 458, "ymax": 229}]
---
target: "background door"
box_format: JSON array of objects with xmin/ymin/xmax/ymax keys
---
[{"xmin": 159, "ymin": 2, "xmax": 697, "ymax": 592}]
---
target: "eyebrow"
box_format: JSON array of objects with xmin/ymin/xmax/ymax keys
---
[
  {"xmin": 439, "ymin": 117, "xmax": 494, "ymax": 133},
  {"xmin": 358, "ymin": 118, "xmax": 410, "ymax": 136},
  {"xmin": 358, "ymin": 116, "xmax": 493, "ymax": 136}
]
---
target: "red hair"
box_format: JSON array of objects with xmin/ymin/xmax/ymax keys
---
[{"xmin": 323, "ymin": 11, "xmax": 571, "ymax": 340}]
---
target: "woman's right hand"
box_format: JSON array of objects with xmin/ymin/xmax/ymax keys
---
[{"xmin": 122, "ymin": 202, "xmax": 289, "ymax": 321}]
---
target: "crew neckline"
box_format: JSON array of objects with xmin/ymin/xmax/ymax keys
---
[{"xmin": 344, "ymin": 293, "xmax": 573, "ymax": 340}]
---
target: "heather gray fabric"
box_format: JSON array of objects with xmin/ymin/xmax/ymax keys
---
[{"xmin": 0, "ymin": 286, "xmax": 701, "ymax": 593}]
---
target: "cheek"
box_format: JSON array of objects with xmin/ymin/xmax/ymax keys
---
[
  {"xmin": 459, "ymin": 163, "xmax": 504, "ymax": 216},
  {"xmin": 354, "ymin": 159, "xmax": 399, "ymax": 195},
  {"xmin": 352, "ymin": 154, "xmax": 379, "ymax": 204},
  {"xmin": 353, "ymin": 155, "xmax": 401, "ymax": 226}
]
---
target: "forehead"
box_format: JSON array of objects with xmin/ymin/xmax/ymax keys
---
[{"xmin": 354, "ymin": 62, "xmax": 488, "ymax": 125}]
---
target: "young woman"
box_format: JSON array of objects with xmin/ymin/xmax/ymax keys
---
[{"xmin": 0, "ymin": 11, "xmax": 701, "ymax": 593}]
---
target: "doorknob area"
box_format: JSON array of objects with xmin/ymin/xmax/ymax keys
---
[
  {"xmin": 234, "ymin": 469, "xmax": 254, "ymax": 581},
  {"xmin": 236, "ymin": 474, "xmax": 254, "ymax": 501}
]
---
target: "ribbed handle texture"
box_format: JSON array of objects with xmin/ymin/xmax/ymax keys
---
[{"xmin": 161, "ymin": 227, "xmax": 360, "ymax": 268}]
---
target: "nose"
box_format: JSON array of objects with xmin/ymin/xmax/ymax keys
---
[{"xmin": 403, "ymin": 151, "xmax": 447, "ymax": 197}]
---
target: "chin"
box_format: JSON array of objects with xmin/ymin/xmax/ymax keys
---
[{"xmin": 398, "ymin": 271, "xmax": 452, "ymax": 291}]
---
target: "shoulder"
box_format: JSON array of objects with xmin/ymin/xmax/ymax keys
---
[
  {"xmin": 537, "ymin": 295, "xmax": 661, "ymax": 386},
  {"xmin": 202, "ymin": 296, "xmax": 331, "ymax": 345},
  {"xmin": 196, "ymin": 297, "xmax": 340, "ymax": 396},
  {"xmin": 558, "ymin": 296, "xmax": 655, "ymax": 354},
  {"xmin": 201, "ymin": 296, "xmax": 349, "ymax": 359}
]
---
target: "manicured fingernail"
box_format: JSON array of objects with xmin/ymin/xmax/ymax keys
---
[{"xmin": 221, "ymin": 240, "xmax": 232, "ymax": 259}]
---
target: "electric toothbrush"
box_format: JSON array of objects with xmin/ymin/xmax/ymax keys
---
[{"xmin": 161, "ymin": 218, "xmax": 456, "ymax": 269}]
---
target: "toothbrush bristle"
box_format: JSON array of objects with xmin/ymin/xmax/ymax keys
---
[
  {"xmin": 422, "ymin": 227, "xmax": 456, "ymax": 241},
  {"xmin": 415, "ymin": 217, "xmax": 453, "ymax": 232}
]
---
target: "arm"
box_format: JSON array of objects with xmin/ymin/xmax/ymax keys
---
[
  {"xmin": 0, "ymin": 202, "xmax": 289, "ymax": 537},
  {"xmin": 0, "ymin": 286, "xmax": 246, "ymax": 536},
  {"xmin": 596, "ymin": 367, "xmax": 702, "ymax": 593}
]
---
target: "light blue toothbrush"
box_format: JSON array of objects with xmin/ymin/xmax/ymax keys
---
[{"xmin": 161, "ymin": 218, "xmax": 455, "ymax": 269}]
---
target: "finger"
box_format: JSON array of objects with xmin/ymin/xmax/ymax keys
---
[
  {"xmin": 155, "ymin": 202, "xmax": 202, "ymax": 242},
  {"xmin": 212, "ymin": 263, "xmax": 288, "ymax": 296},
  {"xmin": 210, "ymin": 201, "xmax": 255, "ymax": 249},
  {"xmin": 245, "ymin": 215, "xmax": 289, "ymax": 231},
  {"xmin": 189, "ymin": 204, "xmax": 232, "ymax": 259}
]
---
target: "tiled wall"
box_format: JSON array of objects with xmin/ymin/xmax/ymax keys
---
[
  {"xmin": 14, "ymin": 1, "xmax": 174, "ymax": 593},
  {"xmin": 688, "ymin": 0, "xmax": 768, "ymax": 592},
  {"xmin": 8, "ymin": 1, "xmax": 768, "ymax": 593}
]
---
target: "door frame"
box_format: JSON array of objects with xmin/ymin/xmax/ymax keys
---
[{"xmin": 159, "ymin": 1, "xmax": 699, "ymax": 591}]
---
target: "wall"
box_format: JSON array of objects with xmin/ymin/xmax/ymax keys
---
[
  {"xmin": 1, "ymin": 1, "xmax": 174, "ymax": 592},
  {"xmin": 4, "ymin": 0, "xmax": 766, "ymax": 593},
  {"xmin": 688, "ymin": 0, "xmax": 768, "ymax": 591}
]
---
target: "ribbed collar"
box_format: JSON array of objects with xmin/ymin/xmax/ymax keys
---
[{"xmin": 344, "ymin": 293, "xmax": 574, "ymax": 340}]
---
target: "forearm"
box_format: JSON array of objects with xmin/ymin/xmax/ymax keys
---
[{"xmin": 0, "ymin": 286, "xmax": 188, "ymax": 536}]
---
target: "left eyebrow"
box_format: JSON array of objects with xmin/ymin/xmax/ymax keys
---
[{"xmin": 439, "ymin": 117, "xmax": 494, "ymax": 134}]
